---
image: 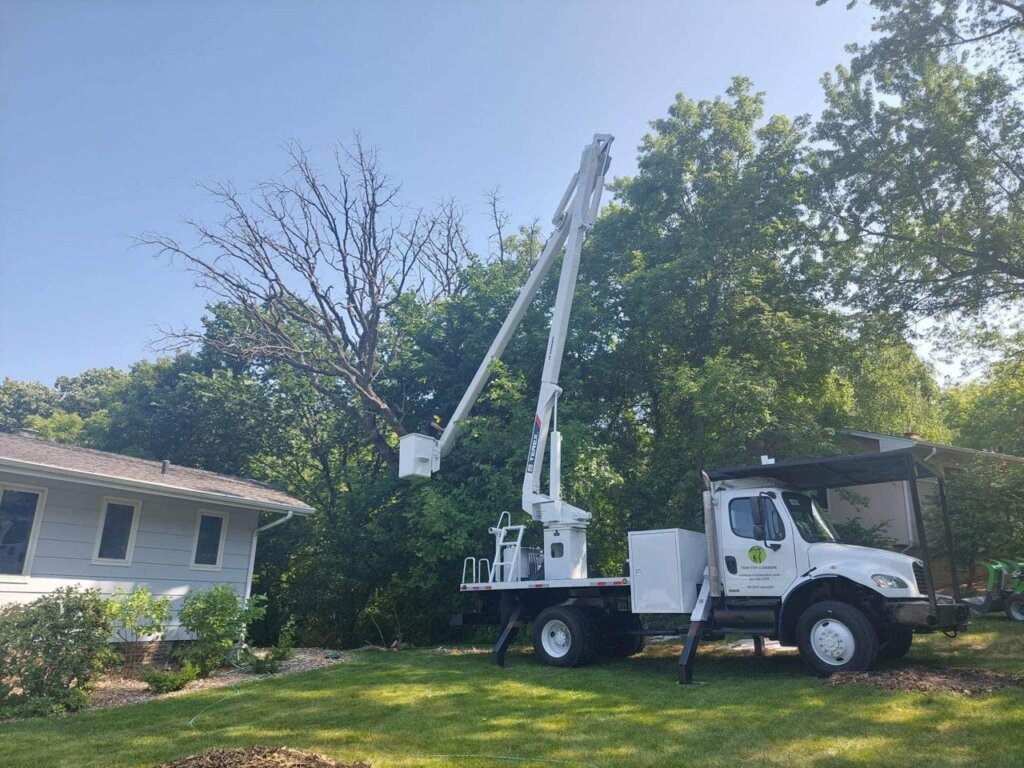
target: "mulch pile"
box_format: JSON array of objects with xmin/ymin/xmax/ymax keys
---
[
  {"xmin": 826, "ymin": 667, "xmax": 1023, "ymax": 696},
  {"xmin": 156, "ymin": 747, "xmax": 369, "ymax": 768}
]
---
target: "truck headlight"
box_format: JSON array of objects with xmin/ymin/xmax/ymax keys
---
[{"xmin": 872, "ymin": 574, "xmax": 909, "ymax": 589}]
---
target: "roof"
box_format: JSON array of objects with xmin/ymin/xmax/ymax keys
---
[
  {"xmin": 0, "ymin": 431, "xmax": 315, "ymax": 515},
  {"xmin": 708, "ymin": 448, "xmax": 935, "ymax": 491},
  {"xmin": 840, "ymin": 428, "xmax": 1024, "ymax": 466}
]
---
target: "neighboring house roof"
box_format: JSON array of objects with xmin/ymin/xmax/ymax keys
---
[
  {"xmin": 839, "ymin": 428, "xmax": 1024, "ymax": 467},
  {"xmin": 0, "ymin": 432, "xmax": 315, "ymax": 515}
]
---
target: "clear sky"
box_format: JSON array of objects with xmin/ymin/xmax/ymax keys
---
[{"xmin": 0, "ymin": 0, "xmax": 875, "ymax": 385}]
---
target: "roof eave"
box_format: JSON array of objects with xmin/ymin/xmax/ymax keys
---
[{"xmin": 0, "ymin": 456, "xmax": 315, "ymax": 516}]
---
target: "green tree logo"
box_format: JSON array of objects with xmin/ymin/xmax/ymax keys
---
[{"xmin": 748, "ymin": 545, "xmax": 767, "ymax": 564}]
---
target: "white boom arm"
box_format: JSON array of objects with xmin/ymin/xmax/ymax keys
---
[{"xmin": 399, "ymin": 134, "xmax": 612, "ymax": 526}]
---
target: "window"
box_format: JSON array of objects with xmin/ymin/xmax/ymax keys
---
[
  {"xmin": 92, "ymin": 498, "xmax": 140, "ymax": 564},
  {"xmin": 191, "ymin": 511, "xmax": 228, "ymax": 569},
  {"xmin": 728, "ymin": 497, "xmax": 785, "ymax": 541},
  {"xmin": 0, "ymin": 485, "xmax": 45, "ymax": 579},
  {"xmin": 782, "ymin": 492, "xmax": 839, "ymax": 543}
]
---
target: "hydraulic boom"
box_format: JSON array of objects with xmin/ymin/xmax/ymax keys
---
[{"xmin": 399, "ymin": 134, "xmax": 613, "ymax": 579}]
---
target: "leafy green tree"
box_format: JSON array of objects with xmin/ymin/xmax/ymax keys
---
[
  {"xmin": 23, "ymin": 410, "xmax": 86, "ymax": 444},
  {"xmin": 945, "ymin": 353, "xmax": 1024, "ymax": 455},
  {"xmin": 0, "ymin": 379, "xmax": 58, "ymax": 432},
  {"xmin": 827, "ymin": 0, "xmax": 1024, "ymax": 83},
  {"xmin": 816, "ymin": 56, "xmax": 1024, "ymax": 323}
]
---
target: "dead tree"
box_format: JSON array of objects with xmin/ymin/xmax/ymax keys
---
[{"xmin": 141, "ymin": 138, "xmax": 472, "ymax": 463}]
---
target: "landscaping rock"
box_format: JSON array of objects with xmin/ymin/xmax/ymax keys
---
[
  {"xmin": 826, "ymin": 666, "xmax": 1024, "ymax": 695},
  {"xmin": 156, "ymin": 746, "xmax": 369, "ymax": 768}
]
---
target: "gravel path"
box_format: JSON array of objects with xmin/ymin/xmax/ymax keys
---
[{"xmin": 87, "ymin": 648, "xmax": 349, "ymax": 711}]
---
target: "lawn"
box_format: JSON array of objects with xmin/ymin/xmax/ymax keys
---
[{"xmin": 1, "ymin": 617, "xmax": 1022, "ymax": 768}]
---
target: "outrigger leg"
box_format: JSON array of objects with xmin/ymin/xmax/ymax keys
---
[
  {"xmin": 678, "ymin": 580, "xmax": 713, "ymax": 684},
  {"xmin": 493, "ymin": 593, "xmax": 523, "ymax": 668}
]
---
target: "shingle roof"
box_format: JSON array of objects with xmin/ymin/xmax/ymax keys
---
[{"xmin": 0, "ymin": 431, "xmax": 314, "ymax": 514}]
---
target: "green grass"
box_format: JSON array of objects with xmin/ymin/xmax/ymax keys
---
[{"xmin": 2, "ymin": 617, "xmax": 1023, "ymax": 768}]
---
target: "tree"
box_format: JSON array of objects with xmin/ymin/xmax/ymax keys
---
[
  {"xmin": 815, "ymin": 0, "xmax": 1024, "ymax": 357},
  {"xmin": 945, "ymin": 352, "xmax": 1024, "ymax": 455},
  {"xmin": 0, "ymin": 379, "xmax": 58, "ymax": 433},
  {"xmin": 827, "ymin": 0, "xmax": 1024, "ymax": 83},
  {"xmin": 815, "ymin": 55, "xmax": 1024, "ymax": 325},
  {"xmin": 141, "ymin": 139, "xmax": 472, "ymax": 464}
]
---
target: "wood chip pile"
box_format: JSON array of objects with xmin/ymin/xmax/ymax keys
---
[
  {"xmin": 156, "ymin": 746, "xmax": 369, "ymax": 768},
  {"xmin": 826, "ymin": 666, "xmax": 1023, "ymax": 695}
]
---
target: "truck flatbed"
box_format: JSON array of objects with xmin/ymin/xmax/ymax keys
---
[{"xmin": 461, "ymin": 577, "xmax": 629, "ymax": 592}]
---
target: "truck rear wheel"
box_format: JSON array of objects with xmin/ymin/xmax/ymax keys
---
[
  {"xmin": 877, "ymin": 625, "xmax": 913, "ymax": 659},
  {"xmin": 796, "ymin": 600, "xmax": 878, "ymax": 676},
  {"xmin": 532, "ymin": 606, "xmax": 597, "ymax": 667},
  {"xmin": 1006, "ymin": 593, "xmax": 1024, "ymax": 622}
]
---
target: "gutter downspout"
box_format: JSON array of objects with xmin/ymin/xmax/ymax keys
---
[{"xmin": 244, "ymin": 511, "xmax": 296, "ymax": 603}]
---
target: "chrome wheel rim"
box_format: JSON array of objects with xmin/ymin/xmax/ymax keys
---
[
  {"xmin": 1010, "ymin": 600, "xmax": 1024, "ymax": 621},
  {"xmin": 541, "ymin": 619, "xmax": 572, "ymax": 658},
  {"xmin": 810, "ymin": 618, "xmax": 855, "ymax": 666}
]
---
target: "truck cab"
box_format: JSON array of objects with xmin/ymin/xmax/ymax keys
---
[{"xmin": 705, "ymin": 454, "xmax": 970, "ymax": 675}]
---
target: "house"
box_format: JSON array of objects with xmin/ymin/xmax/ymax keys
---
[
  {"xmin": 0, "ymin": 431, "xmax": 314, "ymax": 638},
  {"xmin": 826, "ymin": 428, "xmax": 1024, "ymax": 547}
]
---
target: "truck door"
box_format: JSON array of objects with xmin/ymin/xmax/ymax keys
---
[{"xmin": 718, "ymin": 493, "xmax": 798, "ymax": 597}]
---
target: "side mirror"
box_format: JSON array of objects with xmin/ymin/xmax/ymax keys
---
[
  {"xmin": 752, "ymin": 524, "xmax": 765, "ymax": 541},
  {"xmin": 750, "ymin": 504, "xmax": 765, "ymax": 527}
]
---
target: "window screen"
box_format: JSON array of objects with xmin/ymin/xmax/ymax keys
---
[
  {"xmin": 97, "ymin": 502, "xmax": 136, "ymax": 561},
  {"xmin": 0, "ymin": 488, "xmax": 40, "ymax": 575},
  {"xmin": 193, "ymin": 514, "xmax": 225, "ymax": 566}
]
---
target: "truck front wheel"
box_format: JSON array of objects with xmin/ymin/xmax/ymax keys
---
[
  {"xmin": 796, "ymin": 600, "xmax": 878, "ymax": 676},
  {"xmin": 532, "ymin": 606, "xmax": 597, "ymax": 667}
]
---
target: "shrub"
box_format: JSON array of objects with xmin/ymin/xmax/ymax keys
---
[
  {"xmin": 0, "ymin": 586, "xmax": 114, "ymax": 717},
  {"xmin": 177, "ymin": 586, "xmax": 266, "ymax": 676},
  {"xmin": 109, "ymin": 586, "xmax": 172, "ymax": 669},
  {"xmin": 138, "ymin": 661, "xmax": 199, "ymax": 693}
]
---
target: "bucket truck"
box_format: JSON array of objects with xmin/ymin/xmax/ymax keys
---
[{"xmin": 399, "ymin": 135, "xmax": 970, "ymax": 682}]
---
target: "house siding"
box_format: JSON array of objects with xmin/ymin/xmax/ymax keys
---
[{"xmin": 0, "ymin": 471, "xmax": 260, "ymax": 639}]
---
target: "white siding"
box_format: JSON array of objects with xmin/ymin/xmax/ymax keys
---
[{"xmin": 0, "ymin": 471, "xmax": 260, "ymax": 639}]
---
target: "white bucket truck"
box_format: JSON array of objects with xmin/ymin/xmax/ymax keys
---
[{"xmin": 400, "ymin": 135, "xmax": 969, "ymax": 681}]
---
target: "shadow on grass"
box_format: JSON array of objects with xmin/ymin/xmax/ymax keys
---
[{"xmin": 1, "ymin": 621, "xmax": 1023, "ymax": 768}]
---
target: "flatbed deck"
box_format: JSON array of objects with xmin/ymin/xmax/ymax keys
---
[{"xmin": 460, "ymin": 576, "xmax": 630, "ymax": 592}]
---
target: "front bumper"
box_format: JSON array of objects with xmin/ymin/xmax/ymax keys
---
[{"xmin": 885, "ymin": 596, "xmax": 971, "ymax": 631}]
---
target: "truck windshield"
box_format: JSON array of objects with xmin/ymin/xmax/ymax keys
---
[{"xmin": 782, "ymin": 492, "xmax": 839, "ymax": 543}]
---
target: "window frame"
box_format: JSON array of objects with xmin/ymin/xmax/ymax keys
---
[
  {"xmin": 728, "ymin": 496, "xmax": 786, "ymax": 542},
  {"xmin": 190, "ymin": 509, "xmax": 229, "ymax": 571},
  {"xmin": 0, "ymin": 482, "xmax": 48, "ymax": 583},
  {"xmin": 91, "ymin": 496, "xmax": 142, "ymax": 566}
]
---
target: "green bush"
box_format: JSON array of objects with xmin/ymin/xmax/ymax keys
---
[
  {"xmin": 138, "ymin": 661, "xmax": 199, "ymax": 693},
  {"xmin": 177, "ymin": 586, "xmax": 266, "ymax": 676},
  {"xmin": 0, "ymin": 586, "xmax": 114, "ymax": 717},
  {"xmin": 109, "ymin": 586, "xmax": 172, "ymax": 668}
]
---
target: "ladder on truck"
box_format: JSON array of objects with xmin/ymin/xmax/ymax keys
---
[{"xmin": 489, "ymin": 512, "xmax": 525, "ymax": 583}]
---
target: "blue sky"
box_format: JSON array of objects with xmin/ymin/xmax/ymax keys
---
[{"xmin": 0, "ymin": 0, "xmax": 875, "ymax": 384}]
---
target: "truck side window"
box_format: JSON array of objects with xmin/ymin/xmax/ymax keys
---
[{"xmin": 728, "ymin": 498, "xmax": 785, "ymax": 541}]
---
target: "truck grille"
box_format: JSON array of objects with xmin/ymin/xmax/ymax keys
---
[{"xmin": 913, "ymin": 561, "xmax": 928, "ymax": 594}]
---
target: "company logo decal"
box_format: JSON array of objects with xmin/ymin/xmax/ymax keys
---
[{"xmin": 748, "ymin": 545, "xmax": 767, "ymax": 564}]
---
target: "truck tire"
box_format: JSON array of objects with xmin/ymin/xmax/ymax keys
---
[
  {"xmin": 796, "ymin": 600, "xmax": 878, "ymax": 676},
  {"xmin": 602, "ymin": 612, "xmax": 646, "ymax": 658},
  {"xmin": 532, "ymin": 606, "xmax": 597, "ymax": 667},
  {"xmin": 1006, "ymin": 593, "xmax": 1024, "ymax": 622},
  {"xmin": 877, "ymin": 625, "xmax": 913, "ymax": 659}
]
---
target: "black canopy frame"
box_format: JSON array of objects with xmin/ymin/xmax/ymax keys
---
[{"xmin": 708, "ymin": 448, "xmax": 962, "ymax": 615}]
